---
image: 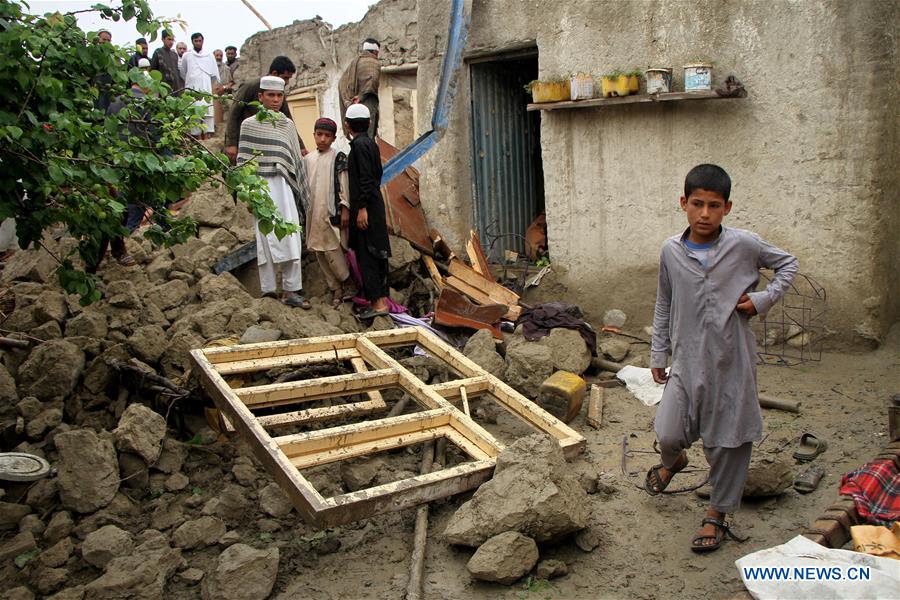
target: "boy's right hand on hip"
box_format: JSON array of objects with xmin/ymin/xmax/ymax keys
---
[{"xmin": 651, "ymin": 368, "xmax": 668, "ymax": 384}]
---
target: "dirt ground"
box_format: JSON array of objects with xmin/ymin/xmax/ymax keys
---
[{"xmin": 266, "ymin": 325, "xmax": 899, "ymax": 600}]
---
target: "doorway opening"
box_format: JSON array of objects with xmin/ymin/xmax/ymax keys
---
[{"xmin": 469, "ymin": 52, "xmax": 544, "ymax": 262}]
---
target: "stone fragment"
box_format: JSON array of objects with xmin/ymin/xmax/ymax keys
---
[
  {"xmin": 536, "ymin": 559, "xmax": 568, "ymax": 579},
  {"xmin": 171, "ymin": 517, "xmax": 226, "ymax": 550},
  {"xmin": 40, "ymin": 537, "xmax": 74, "ymax": 568},
  {"xmin": 340, "ymin": 458, "xmax": 384, "ymax": 492},
  {"xmin": 17, "ymin": 396, "xmax": 42, "ymax": 418},
  {"xmin": 150, "ymin": 502, "xmax": 185, "ymax": 532},
  {"xmin": 179, "ymin": 568, "xmax": 205, "ymax": 585},
  {"xmin": 165, "ymin": 472, "xmax": 190, "ymax": 492},
  {"xmin": 0, "ymin": 364, "xmax": 19, "ymax": 403},
  {"xmin": 743, "ymin": 456, "xmax": 793, "ymax": 498},
  {"xmin": 258, "ymin": 483, "xmax": 293, "ymax": 518},
  {"xmin": 466, "ymin": 531, "xmax": 538, "ymax": 585},
  {"xmin": 81, "ymin": 525, "xmax": 134, "ymax": 569},
  {"xmin": 1, "ymin": 247, "xmax": 56, "ymax": 283},
  {"xmin": 33, "ymin": 291, "xmax": 69, "ymax": 324},
  {"xmin": 503, "ymin": 342, "xmax": 553, "ymax": 398},
  {"xmin": 602, "ymin": 309, "xmax": 627, "ymax": 328},
  {"xmin": 26, "ymin": 407, "xmax": 63, "ymax": 440},
  {"xmin": 599, "ymin": 338, "xmax": 630, "ymax": 362},
  {"xmin": 106, "ymin": 280, "xmax": 142, "ymax": 309},
  {"xmin": 114, "ymin": 404, "xmax": 166, "ymax": 464},
  {"xmin": 574, "ymin": 526, "xmax": 601, "ymax": 552},
  {"xmin": 118, "ymin": 453, "xmax": 149, "ymax": 492},
  {"xmin": 202, "ymin": 544, "xmax": 279, "ymax": 600},
  {"xmin": 32, "ymin": 320, "xmax": 63, "ymax": 340},
  {"xmin": 5, "ymin": 586, "xmax": 35, "ymax": 600},
  {"xmin": 181, "ymin": 185, "xmax": 235, "ymax": 227},
  {"xmin": 153, "ymin": 439, "xmax": 187, "ymax": 474},
  {"xmin": 0, "ymin": 530, "xmax": 37, "ymax": 562},
  {"xmin": 56, "ymin": 429, "xmax": 119, "ymax": 513},
  {"xmin": 18, "ymin": 340, "xmax": 85, "ymax": 400},
  {"xmin": 231, "ymin": 461, "xmax": 260, "ymax": 486},
  {"xmin": 0, "ymin": 501, "xmax": 31, "ymax": 530},
  {"xmin": 126, "ymin": 325, "xmax": 168, "ymax": 364},
  {"xmin": 84, "ymin": 544, "xmax": 182, "ymax": 600},
  {"xmin": 210, "ymin": 484, "xmax": 252, "ymax": 523},
  {"xmin": 148, "ymin": 279, "xmax": 193, "ymax": 312},
  {"xmin": 31, "ymin": 566, "xmax": 69, "ymax": 595},
  {"xmin": 197, "ymin": 272, "xmax": 253, "ymax": 304},
  {"xmin": 240, "ymin": 325, "xmax": 282, "ymax": 345},
  {"xmin": 46, "ymin": 586, "xmax": 85, "ymax": 600},
  {"xmin": 19, "ymin": 513, "xmax": 45, "ymax": 537},
  {"xmin": 65, "ymin": 310, "xmax": 109, "ymax": 339},
  {"xmin": 539, "ymin": 328, "xmax": 591, "ymax": 374},
  {"xmin": 43, "ymin": 511, "xmax": 74, "ymax": 545},
  {"xmin": 444, "ymin": 434, "xmax": 589, "ymax": 546},
  {"xmin": 463, "ymin": 329, "xmax": 505, "ymax": 377}
]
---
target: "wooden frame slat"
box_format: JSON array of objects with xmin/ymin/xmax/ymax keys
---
[
  {"xmin": 215, "ymin": 348, "xmax": 360, "ymax": 375},
  {"xmin": 236, "ymin": 368, "xmax": 399, "ymax": 408}
]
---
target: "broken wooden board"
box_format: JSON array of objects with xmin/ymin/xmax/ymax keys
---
[
  {"xmin": 422, "ymin": 255, "xmax": 444, "ymax": 291},
  {"xmin": 445, "ymin": 274, "xmax": 522, "ymax": 321},
  {"xmin": 434, "ymin": 286, "xmax": 505, "ymax": 339},
  {"xmin": 190, "ymin": 327, "xmax": 584, "ymax": 527},
  {"xmin": 466, "ymin": 230, "xmax": 492, "ymax": 280},
  {"xmin": 377, "ymin": 138, "xmax": 433, "ymax": 255},
  {"xmin": 448, "ymin": 259, "xmax": 520, "ymax": 307}
]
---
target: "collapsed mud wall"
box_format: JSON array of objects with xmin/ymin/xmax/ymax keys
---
[{"xmin": 416, "ymin": 0, "xmax": 899, "ymax": 346}]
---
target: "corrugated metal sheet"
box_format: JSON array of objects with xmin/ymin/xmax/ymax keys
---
[{"xmin": 470, "ymin": 59, "xmax": 542, "ymax": 258}]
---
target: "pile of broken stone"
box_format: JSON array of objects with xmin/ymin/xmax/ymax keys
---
[{"xmin": 0, "ymin": 171, "xmax": 619, "ymax": 597}]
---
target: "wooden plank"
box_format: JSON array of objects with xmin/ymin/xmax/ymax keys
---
[
  {"xmin": 290, "ymin": 426, "xmax": 451, "ymax": 469},
  {"xmin": 350, "ymin": 356, "xmax": 386, "ymax": 406},
  {"xmin": 460, "ymin": 386, "xmax": 470, "ymax": 417},
  {"xmin": 445, "ymin": 276, "xmax": 521, "ymax": 321},
  {"xmin": 236, "ymin": 368, "xmax": 399, "ymax": 408},
  {"xmin": 316, "ymin": 460, "xmax": 495, "ymax": 527},
  {"xmin": 430, "ymin": 376, "xmax": 490, "ymax": 399},
  {"xmin": 412, "ymin": 328, "xmax": 482, "ymax": 378},
  {"xmin": 448, "ymin": 412, "xmax": 503, "ymax": 458},
  {"xmin": 422, "ymin": 255, "xmax": 444, "ymax": 291},
  {"xmin": 526, "ymin": 90, "xmax": 738, "ymax": 112},
  {"xmin": 354, "ymin": 328, "xmax": 420, "ymax": 347},
  {"xmin": 443, "ymin": 427, "xmax": 493, "ymax": 461},
  {"xmin": 202, "ymin": 333, "xmax": 361, "ymax": 364},
  {"xmin": 214, "ymin": 348, "xmax": 360, "ymax": 376},
  {"xmin": 466, "ymin": 230, "xmax": 492, "ymax": 279},
  {"xmin": 448, "ymin": 259, "xmax": 519, "ymax": 306},
  {"xmin": 275, "ymin": 409, "xmax": 452, "ymax": 457},
  {"xmin": 586, "ymin": 384, "xmax": 603, "ymax": 429},
  {"xmin": 188, "ymin": 349, "xmax": 329, "ymax": 524},
  {"xmin": 256, "ymin": 398, "xmax": 387, "ymax": 429}
]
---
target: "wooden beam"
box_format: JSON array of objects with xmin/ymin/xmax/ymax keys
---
[
  {"xmin": 355, "ymin": 337, "xmax": 453, "ymax": 411},
  {"xmin": 443, "ymin": 427, "xmax": 493, "ymax": 461},
  {"xmin": 214, "ymin": 348, "xmax": 360, "ymax": 375},
  {"xmin": 422, "ymin": 255, "xmax": 444, "ymax": 291},
  {"xmin": 256, "ymin": 398, "xmax": 387, "ymax": 429},
  {"xmin": 351, "ymin": 356, "xmax": 386, "ymax": 406},
  {"xmin": 236, "ymin": 368, "xmax": 399, "ymax": 408},
  {"xmin": 445, "ymin": 276, "xmax": 520, "ymax": 321},
  {"xmin": 448, "ymin": 259, "xmax": 519, "ymax": 306},
  {"xmin": 466, "ymin": 230, "xmax": 492, "ymax": 279},
  {"xmin": 316, "ymin": 460, "xmax": 495, "ymax": 527},
  {"xmin": 289, "ymin": 426, "xmax": 451, "ymax": 469},
  {"xmin": 586, "ymin": 384, "xmax": 603, "ymax": 429},
  {"xmin": 460, "ymin": 386, "xmax": 470, "ymax": 417},
  {"xmin": 430, "ymin": 376, "xmax": 490, "ymax": 399},
  {"xmin": 359, "ymin": 328, "xmax": 421, "ymax": 347},
  {"xmin": 448, "ymin": 412, "xmax": 503, "ymax": 458},
  {"xmin": 275, "ymin": 409, "xmax": 453, "ymax": 457},
  {"xmin": 202, "ymin": 333, "xmax": 361, "ymax": 364},
  {"xmin": 412, "ymin": 328, "xmax": 482, "ymax": 378}
]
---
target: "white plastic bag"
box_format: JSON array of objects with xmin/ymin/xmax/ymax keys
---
[{"xmin": 615, "ymin": 365, "xmax": 666, "ymax": 406}]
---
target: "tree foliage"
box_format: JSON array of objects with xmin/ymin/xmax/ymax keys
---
[{"xmin": 0, "ymin": 0, "xmax": 297, "ymax": 303}]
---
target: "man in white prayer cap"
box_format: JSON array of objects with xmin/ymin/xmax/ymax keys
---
[
  {"xmin": 237, "ymin": 76, "xmax": 312, "ymax": 309},
  {"xmin": 338, "ymin": 38, "xmax": 381, "ymax": 138}
]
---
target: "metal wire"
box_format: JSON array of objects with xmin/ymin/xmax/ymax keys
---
[{"xmin": 754, "ymin": 271, "xmax": 826, "ymax": 366}]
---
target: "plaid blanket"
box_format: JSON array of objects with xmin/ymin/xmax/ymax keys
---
[
  {"xmin": 840, "ymin": 458, "xmax": 900, "ymax": 527},
  {"xmin": 238, "ymin": 113, "xmax": 310, "ymax": 212}
]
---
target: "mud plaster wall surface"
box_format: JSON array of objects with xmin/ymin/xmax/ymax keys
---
[
  {"xmin": 417, "ymin": 0, "xmax": 899, "ymax": 346},
  {"xmin": 237, "ymin": 0, "xmax": 418, "ymax": 153}
]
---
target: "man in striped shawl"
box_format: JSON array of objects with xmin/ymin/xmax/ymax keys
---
[{"xmin": 237, "ymin": 75, "xmax": 312, "ymax": 309}]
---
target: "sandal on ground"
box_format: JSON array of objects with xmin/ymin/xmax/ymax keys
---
[
  {"xmin": 691, "ymin": 518, "xmax": 748, "ymax": 553},
  {"xmin": 282, "ymin": 294, "xmax": 311, "ymax": 309},
  {"xmin": 793, "ymin": 463, "xmax": 825, "ymax": 494},
  {"xmin": 356, "ymin": 308, "xmax": 389, "ymax": 320},
  {"xmin": 793, "ymin": 433, "xmax": 827, "ymax": 463},
  {"xmin": 644, "ymin": 452, "xmax": 689, "ymax": 496},
  {"xmin": 116, "ymin": 253, "xmax": 137, "ymax": 267}
]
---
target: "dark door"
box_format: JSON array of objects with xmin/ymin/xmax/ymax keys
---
[{"xmin": 470, "ymin": 56, "xmax": 543, "ymax": 259}]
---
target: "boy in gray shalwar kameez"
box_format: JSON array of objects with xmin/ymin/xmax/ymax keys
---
[{"xmin": 646, "ymin": 164, "xmax": 798, "ymax": 552}]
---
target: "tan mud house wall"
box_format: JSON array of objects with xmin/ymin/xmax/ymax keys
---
[
  {"xmin": 416, "ymin": 0, "xmax": 899, "ymax": 347},
  {"xmin": 236, "ymin": 0, "xmax": 419, "ymax": 151}
]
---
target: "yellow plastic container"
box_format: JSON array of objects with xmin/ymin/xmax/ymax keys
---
[
  {"xmin": 530, "ymin": 81, "xmax": 571, "ymax": 103},
  {"xmin": 627, "ymin": 74, "xmax": 640, "ymax": 94},
  {"xmin": 601, "ymin": 75, "xmax": 631, "ymax": 97}
]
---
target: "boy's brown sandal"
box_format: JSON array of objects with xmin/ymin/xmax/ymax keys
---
[
  {"xmin": 691, "ymin": 518, "xmax": 748, "ymax": 553},
  {"xmin": 643, "ymin": 451, "xmax": 689, "ymax": 496}
]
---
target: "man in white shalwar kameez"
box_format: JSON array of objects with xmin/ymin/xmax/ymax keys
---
[
  {"xmin": 179, "ymin": 32, "xmax": 219, "ymax": 139},
  {"xmin": 237, "ymin": 76, "xmax": 312, "ymax": 309}
]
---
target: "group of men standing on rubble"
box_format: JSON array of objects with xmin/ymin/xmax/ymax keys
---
[{"xmin": 227, "ymin": 37, "xmax": 391, "ymax": 319}]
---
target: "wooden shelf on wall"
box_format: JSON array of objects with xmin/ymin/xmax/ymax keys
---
[{"xmin": 526, "ymin": 90, "xmax": 743, "ymax": 112}]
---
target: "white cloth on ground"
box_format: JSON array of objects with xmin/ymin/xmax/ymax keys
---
[{"xmin": 616, "ymin": 365, "xmax": 666, "ymax": 406}]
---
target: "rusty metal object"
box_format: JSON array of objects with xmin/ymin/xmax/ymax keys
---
[
  {"xmin": 434, "ymin": 286, "xmax": 506, "ymax": 339},
  {"xmin": 377, "ymin": 139, "xmax": 433, "ymax": 255}
]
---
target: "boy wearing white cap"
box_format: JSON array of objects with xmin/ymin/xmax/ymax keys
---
[
  {"xmin": 345, "ymin": 103, "xmax": 391, "ymax": 318},
  {"xmin": 237, "ymin": 76, "xmax": 312, "ymax": 309}
]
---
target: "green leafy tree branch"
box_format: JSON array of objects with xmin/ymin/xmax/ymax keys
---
[{"xmin": 0, "ymin": 0, "xmax": 298, "ymax": 304}]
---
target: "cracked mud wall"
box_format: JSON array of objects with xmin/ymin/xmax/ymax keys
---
[{"xmin": 416, "ymin": 0, "xmax": 899, "ymax": 347}]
